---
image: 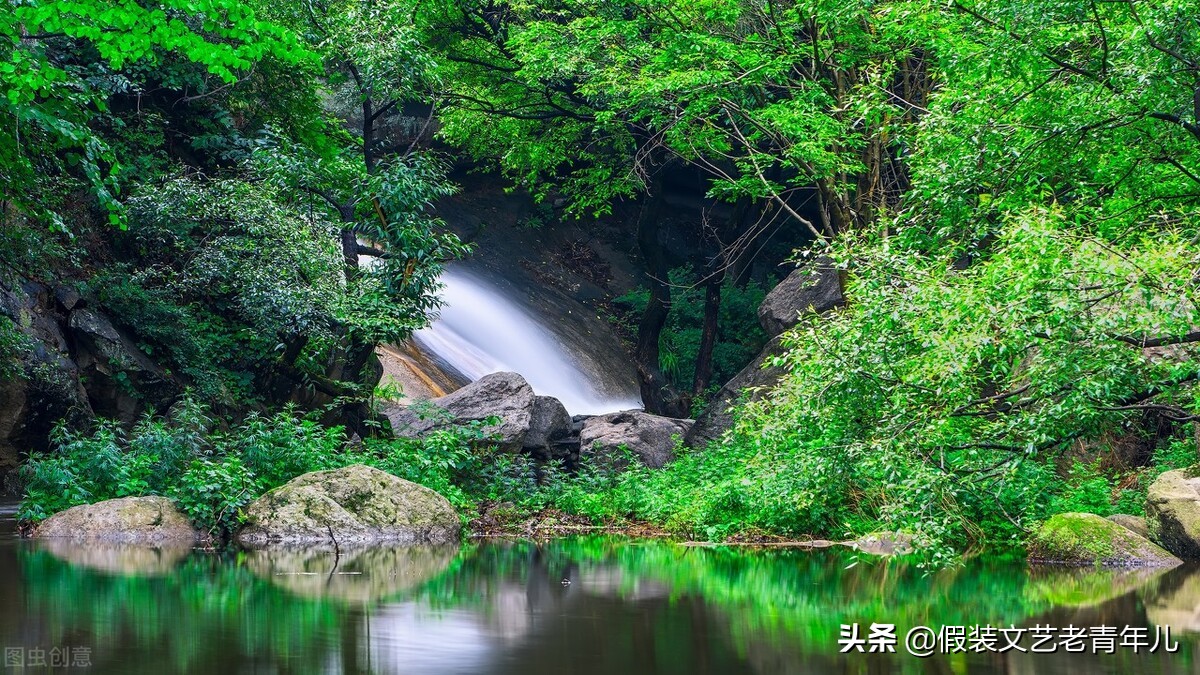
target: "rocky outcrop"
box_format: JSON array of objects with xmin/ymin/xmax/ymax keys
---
[
  {"xmin": 385, "ymin": 371, "xmax": 535, "ymax": 452},
  {"xmin": 68, "ymin": 308, "xmax": 179, "ymax": 423},
  {"xmin": 236, "ymin": 464, "xmax": 460, "ymax": 547},
  {"xmin": 0, "ymin": 282, "xmax": 93, "ymax": 477},
  {"xmin": 33, "ymin": 496, "xmax": 204, "ymax": 544},
  {"xmin": 1028, "ymin": 512, "xmax": 1181, "ymax": 567},
  {"xmin": 687, "ymin": 258, "xmax": 844, "ymax": 449},
  {"xmin": 579, "ymin": 411, "xmax": 693, "ymax": 468},
  {"xmin": 685, "ymin": 336, "xmax": 786, "ymax": 448},
  {"xmin": 757, "ymin": 256, "xmax": 844, "ymax": 338},
  {"xmin": 1147, "ymin": 469, "xmax": 1200, "ymax": 559}
]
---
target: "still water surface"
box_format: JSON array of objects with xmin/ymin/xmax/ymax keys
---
[{"xmin": 1, "ymin": 502, "xmax": 1198, "ymax": 674}]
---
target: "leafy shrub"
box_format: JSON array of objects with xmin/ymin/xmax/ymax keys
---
[{"xmin": 18, "ymin": 397, "xmax": 493, "ymax": 538}]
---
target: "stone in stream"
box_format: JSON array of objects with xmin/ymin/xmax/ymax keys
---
[
  {"xmin": 236, "ymin": 464, "xmax": 460, "ymax": 547},
  {"xmin": 384, "ymin": 371, "xmax": 536, "ymax": 453},
  {"xmin": 579, "ymin": 411, "xmax": 693, "ymax": 469},
  {"xmin": 1027, "ymin": 512, "xmax": 1181, "ymax": 567},
  {"xmin": 33, "ymin": 495, "xmax": 205, "ymax": 545},
  {"xmin": 1147, "ymin": 468, "xmax": 1200, "ymax": 559}
]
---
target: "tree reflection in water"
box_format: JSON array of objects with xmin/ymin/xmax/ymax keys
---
[{"xmin": 0, "ymin": 536, "xmax": 1197, "ymax": 674}]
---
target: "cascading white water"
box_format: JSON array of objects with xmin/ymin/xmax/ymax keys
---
[{"xmin": 410, "ymin": 267, "xmax": 642, "ymax": 415}]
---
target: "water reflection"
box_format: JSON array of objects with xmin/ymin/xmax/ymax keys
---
[
  {"xmin": 244, "ymin": 545, "xmax": 457, "ymax": 603},
  {"xmin": 1, "ymin": 536, "xmax": 1198, "ymax": 674}
]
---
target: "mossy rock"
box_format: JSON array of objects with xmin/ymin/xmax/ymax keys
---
[
  {"xmin": 237, "ymin": 464, "xmax": 460, "ymax": 547},
  {"xmin": 33, "ymin": 496, "xmax": 204, "ymax": 545},
  {"xmin": 1028, "ymin": 512, "xmax": 1181, "ymax": 568},
  {"xmin": 1146, "ymin": 468, "xmax": 1200, "ymax": 559}
]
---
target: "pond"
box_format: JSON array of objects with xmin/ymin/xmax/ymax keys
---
[{"xmin": 1, "ymin": 502, "xmax": 1197, "ymax": 674}]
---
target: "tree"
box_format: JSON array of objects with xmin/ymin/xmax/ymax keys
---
[
  {"xmin": 414, "ymin": 0, "xmax": 929, "ymax": 412},
  {"xmin": 1, "ymin": 0, "xmax": 309, "ymax": 228}
]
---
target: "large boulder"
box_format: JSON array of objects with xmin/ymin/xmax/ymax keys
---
[
  {"xmin": 579, "ymin": 411, "xmax": 693, "ymax": 469},
  {"xmin": 1147, "ymin": 468, "xmax": 1200, "ymax": 559},
  {"xmin": 385, "ymin": 371, "xmax": 536, "ymax": 452},
  {"xmin": 237, "ymin": 464, "xmax": 460, "ymax": 547},
  {"xmin": 757, "ymin": 256, "xmax": 844, "ymax": 338},
  {"xmin": 1028, "ymin": 512, "xmax": 1181, "ymax": 567},
  {"xmin": 33, "ymin": 496, "xmax": 204, "ymax": 545},
  {"xmin": 685, "ymin": 335, "xmax": 786, "ymax": 448},
  {"xmin": 523, "ymin": 395, "xmax": 572, "ymax": 459}
]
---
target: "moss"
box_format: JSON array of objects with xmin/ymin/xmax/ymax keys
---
[{"xmin": 1028, "ymin": 512, "xmax": 1179, "ymax": 567}]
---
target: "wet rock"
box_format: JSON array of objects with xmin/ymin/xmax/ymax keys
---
[
  {"xmin": 1147, "ymin": 469, "xmax": 1200, "ymax": 559},
  {"xmin": 237, "ymin": 464, "xmax": 460, "ymax": 547},
  {"xmin": 524, "ymin": 395, "xmax": 572, "ymax": 459},
  {"xmin": 33, "ymin": 496, "xmax": 204, "ymax": 545},
  {"xmin": 385, "ymin": 371, "xmax": 535, "ymax": 452},
  {"xmin": 579, "ymin": 411, "xmax": 693, "ymax": 469},
  {"xmin": 1028, "ymin": 512, "xmax": 1181, "ymax": 567},
  {"xmin": 685, "ymin": 335, "xmax": 786, "ymax": 448},
  {"xmin": 757, "ymin": 256, "xmax": 844, "ymax": 338},
  {"xmin": 1107, "ymin": 514, "xmax": 1151, "ymax": 539}
]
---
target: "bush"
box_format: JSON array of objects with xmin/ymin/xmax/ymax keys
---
[{"xmin": 18, "ymin": 397, "xmax": 494, "ymax": 538}]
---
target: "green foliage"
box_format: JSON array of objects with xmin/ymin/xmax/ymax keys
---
[
  {"xmin": 19, "ymin": 397, "xmax": 502, "ymax": 536},
  {"xmin": 615, "ymin": 269, "xmax": 768, "ymax": 395},
  {"xmin": 1, "ymin": 0, "xmax": 312, "ymax": 228}
]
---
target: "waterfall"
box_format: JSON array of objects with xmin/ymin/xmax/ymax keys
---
[{"xmin": 406, "ymin": 266, "xmax": 643, "ymax": 415}]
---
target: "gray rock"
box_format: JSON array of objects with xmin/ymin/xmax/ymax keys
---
[
  {"xmin": 33, "ymin": 496, "xmax": 204, "ymax": 545},
  {"xmin": 757, "ymin": 256, "xmax": 844, "ymax": 338},
  {"xmin": 1028, "ymin": 512, "xmax": 1182, "ymax": 567},
  {"xmin": 1147, "ymin": 469, "xmax": 1200, "ymax": 559},
  {"xmin": 685, "ymin": 335, "xmax": 786, "ymax": 448},
  {"xmin": 68, "ymin": 308, "xmax": 178, "ymax": 423},
  {"xmin": 384, "ymin": 371, "xmax": 536, "ymax": 452},
  {"xmin": 580, "ymin": 411, "xmax": 693, "ymax": 469},
  {"xmin": 0, "ymin": 282, "xmax": 93, "ymax": 471},
  {"xmin": 1107, "ymin": 514, "xmax": 1151, "ymax": 539},
  {"xmin": 524, "ymin": 395, "xmax": 571, "ymax": 457},
  {"xmin": 237, "ymin": 464, "xmax": 460, "ymax": 547}
]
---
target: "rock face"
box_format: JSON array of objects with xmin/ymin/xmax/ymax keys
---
[
  {"xmin": 1147, "ymin": 469, "xmax": 1200, "ymax": 559},
  {"xmin": 68, "ymin": 308, "xmax": 179, "ymax": 423},
  {"xmin": 1028, "ymin": 512, "xmax": 1181, "ymax": 567},
  {"xmin": 685, "ymin": 336, "xmax": 786, "ymax": 448},
  {"xmin": 0, "ymin": 282, "xmax": 94, "ymax": 477},
  {"xmin": 1107, "ymin": 514, "xmax": 1151, "ymax": 539},
  {"xmin": 687, "ymin": 258, "xmax": 844, "ymax": 449},
  {"xmin": 579, "ymin": 411, "xmax": 693, "ymax": 469},
  {"xmin": 33, "ymin": 496, "xmax": 203, "ymax": 544},
  {"xmin": 385, "ymin": 371, "xmax": 535, "ymax": 453},
  {"xmin": 757, "ymin": 256, "xmax": 844, "ymax": 338},
  {"xmin": 237, "ymin": 464, "xmax": 460, "ymax": 547}
]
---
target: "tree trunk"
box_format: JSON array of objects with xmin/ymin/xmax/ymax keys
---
[
  {"xmin": 634, "ymin": 182, "xmax": 683, "ymax": 416},
  {"xmin": 692, "ymin": 277, "xmax": 721, "ymax": 397}
]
